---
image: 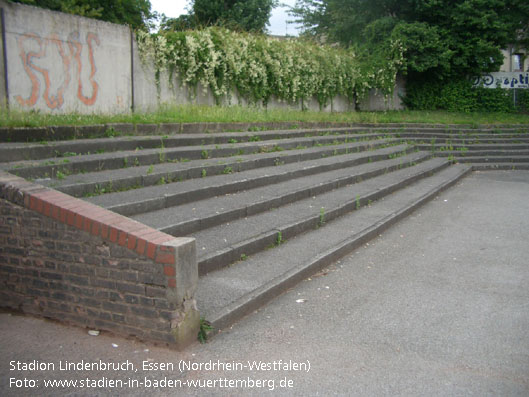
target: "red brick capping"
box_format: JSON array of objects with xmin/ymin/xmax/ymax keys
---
[
  {"xmin": 0, "ymin": 172, "xmax": 175, "ymax": 267},
  {"xmin": 0, "ymin": 171, "xmax": 199, "ymax": 348}
]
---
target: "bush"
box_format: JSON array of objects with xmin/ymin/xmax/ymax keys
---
[
  {"xmin": 516, "ymin": 90, "xmax": 529, "ymax": 113},
  {"xmin": 404, "ymin": 79, "xmax": 518, "ymax": 113}
]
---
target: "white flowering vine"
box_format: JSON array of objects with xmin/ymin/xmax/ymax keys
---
[{"xmin": 136, "ymin": 28, "xmax": 405, "ymax": 107}]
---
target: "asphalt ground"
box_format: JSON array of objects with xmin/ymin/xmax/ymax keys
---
[{"xmin": 1, "ymin": 170, "xmax": 528, "ymax": 396}]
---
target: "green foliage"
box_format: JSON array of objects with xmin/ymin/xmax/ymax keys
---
[
  {"xmin": 517, "ymin": 90, "xmax": 529, "ymax": 113},
  {"xmin": 192, "ymin": 0, "xmax": 277, "ymax": 33},
  {"xmin": 4, "ymin": 104, "xmax": 529, "ymax": 129},
  {"xmin": 197, "ymin": 317, "xmax": 213, "ymax": 343},
  {"xmin": 159, "ymin": 14, "xmax": 196, "ymax": 32},
  {"xmin": 11, "ymin": 0, "xmax": 155, "ymax": 29},
  {"xmin": 404, "ymin": 79, "xmax": 515, "ymax": 113},
  {"xmin": 318, "ymin": 207, "xmax": 325, "ymax": 227},
  {"xmin": 136, "ymin": 27, "xmax": 403, "ymax": 108},
  {"xmin": 291, "ymin": 0, "xmax": 529, "ymax": 80},
  {"xmin": 276, "ymin": 231, "xmax": 283, "ymax": 245}
]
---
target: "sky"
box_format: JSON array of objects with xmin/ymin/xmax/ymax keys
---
[{"xmin": 149, "ymin": 0, "xmax": 302, "ymax": 36}]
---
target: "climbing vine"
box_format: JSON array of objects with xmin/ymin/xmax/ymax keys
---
[{"xmin": 136, "ymin": 28, "xmax": 404, "ymax": 108}]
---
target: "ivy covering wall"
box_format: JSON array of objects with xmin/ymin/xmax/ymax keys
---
[
  {"xmin": 136, "ymin": 28, "xmax": 404, "ymax": 108},
  {"xmin": 404, "ymin": 79, "xmax": 529, "ymax": 113}
]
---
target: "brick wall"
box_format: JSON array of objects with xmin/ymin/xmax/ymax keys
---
[{"xmin": 0, "ymin": 171, "xmax": 199, "ymax": 349}]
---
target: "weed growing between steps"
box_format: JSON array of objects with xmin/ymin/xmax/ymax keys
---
[
  {"xmin": 318, "ymin": 208, "xmax": 325, "ymax": 227},
  {"xmin": 198, "ymin": 318, "xmax": 213, "ymax": 344},
  {"xmin": 276, "ymin": 231, "xmax": 283, "ymax": 246}
]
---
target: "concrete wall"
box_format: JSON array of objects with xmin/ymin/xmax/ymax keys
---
[
  {"xmin": 0, "ymin": 7, "xmax": 6, "ymax": 107},
  {"xmin": 0, "ymin": 0, "xmax": 132, "ymax": 113},
  {"xmin": 0, "ymin": 0, "xmax": 404, "ymax": 114}
]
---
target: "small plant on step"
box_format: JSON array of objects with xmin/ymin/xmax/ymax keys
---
[
  {"xmin": 318, "ymin": 207, "xmax": 325, "ymax": 227},
  {"xmin": 201, "ymin": 150, "xmax": 209, "ymax": 159},
  {"xmin": 276, "ymin": 231, "xmax": 283, "ymax": 246},
  {"xmin": 201, "ymin": 169, "xmax": 207, "ymax": 178},
  {"xmin": 355, "ymin": 195, "xmax": 361, "ymax": 209},
  {"xmin": 198, "ymin": 317, "xmax": 213, "ymax": 344},
  {"xmin": 105, "ymin": 127, "xmax": 116, "ymax": 138},
  {"xmin": 158, "ymin": 138, "xmax": 166, "ymax": 162}
]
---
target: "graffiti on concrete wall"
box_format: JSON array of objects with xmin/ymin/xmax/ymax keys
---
[
  {"xmin": 472, "ymin": 72, "xmax": 529, "ymax": 89},
  {"xmin": 15, "ymin": 31, "xmax": 100, "ymax": 109}
]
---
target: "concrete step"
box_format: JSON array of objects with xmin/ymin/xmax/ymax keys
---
[
  {"xmin": 0, "ymin": 127, "xmax": 370, "ymax": 163},
  {"xmin": 471, "ymin": 163, "xmax": 529, "ymax": 171},
  {"xmin": 3, "ymin": 132, "xmax": 394, "ymax": 179},
  {"xmin": 4, "ymin": 124, "xmax": 525, "ymax": 164},
  {"xmin": 396, "ymin": 132, "xmax": 529, "ymax": 141},
  {"xmin": 187, "ymin": 158, "xmax": 449, "ymax": 275},
  {"xmin": 131, "ymin": 151, "xmax": 432, "ymax": 236},
  {"xmin": 435, "ymin": 149, "xmax": 529, "ymax": 157},
  {"xmin": 40, "ymin": 138, "xmax": 400, "ymax": 197},
  {"xmin": 416, "ymin": 143, "xmax": 529, "ymax": 152},
  {"xmin": 85, "ymin": 144, "xmax": 415, "ymax": 216},
  {"xmin": 455, "ymin": 156, "xmax": 529, "ymax": 163},
  {"xmin": 196, "ymin": 164, "xmax": 471, "ymax": 331}
]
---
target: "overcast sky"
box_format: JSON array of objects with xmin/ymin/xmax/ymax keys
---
[{"xmin": 149, "ymin": 0, "xmax": 302, "ymax": 36}]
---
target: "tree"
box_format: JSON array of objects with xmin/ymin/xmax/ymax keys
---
[
  {"xmin": 191, "ymin": 0, "xmax": 277, "ymax": 33},
  {"xmin": 159, "ymin": 14, "xmax": 197, "ymax": 32},
  {"xmin": 290, "ymin": 0, "xmax": 529, "ymax": 79},
  {"xmin": 10, "ymin": 0, "xmax": 155, "ymax": 30}
]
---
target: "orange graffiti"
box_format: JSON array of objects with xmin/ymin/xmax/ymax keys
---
[
  {"xmin": 70, "ymin": 32, "xmax": 100, "ymax": 106},
  {"xmin": 45, "ymin": 34, "xmax": 71, "ymax": 109},
  {"xmin": 16, "ymin": 31, "xmax": 99, "ymax": 109},
  {"xmin": 15, "ymin": 33, "xmax": 44, "ymax": 107}
]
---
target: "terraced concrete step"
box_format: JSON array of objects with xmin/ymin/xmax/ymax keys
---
[
  {"xmin": 471, "ymin": 163, "xmax": 529, "ymax": 170},
  {"xmin": 455, "ymin": 156, "xmax": 529, "ymax": 163},
  {"xmin": 396, "ymin": 132, "xmax": 529, "ymax": 141},
  {"xmin": 86, "ymin": 144, "xmax": 414, "ymax": 215},
  {"xmin": 42, "ymin": 138, "xmax": 400, "ymax": 197},
  {"xmin": 131, "ymin": 151, "xmax": 431, "ymax": 236},
  {"xmin": 188, "ymin": 158, "xmax": 449, "ymax": 274},
  {"xmin": 0, "ymin": 127, "xmax": 365, "ymax": 163},
  {"xmin": 416, "ymin": 143, "xmax": 529, "ymax": 151},
  {"xmin": 196, "ymin": 164, "xmax": 471, "ymax": 330},
  {"xmin": 435, "ymin": 149, "xmax": 529, "ymax": 157},
  {"xmin": 5, "ymin": 124, "xmax": 525, "ymax": 164},
  {"xmin": 6, "ymin": 132, "xmax": 394, "ymax": 180}
]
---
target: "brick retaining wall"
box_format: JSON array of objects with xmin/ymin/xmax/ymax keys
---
[{"xmin": 0, "ymin": 171, "xmax": 199, "ymax": 349}]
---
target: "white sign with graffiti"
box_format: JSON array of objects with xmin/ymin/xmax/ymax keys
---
[{"xmin": 472, "ymin": 72, "xmax": 529, "ymax": 89}]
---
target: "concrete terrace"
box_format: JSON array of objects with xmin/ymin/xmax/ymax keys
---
[{"xmin": 1, "ymin": 123, "xmax": 529, "ymax": 333}]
